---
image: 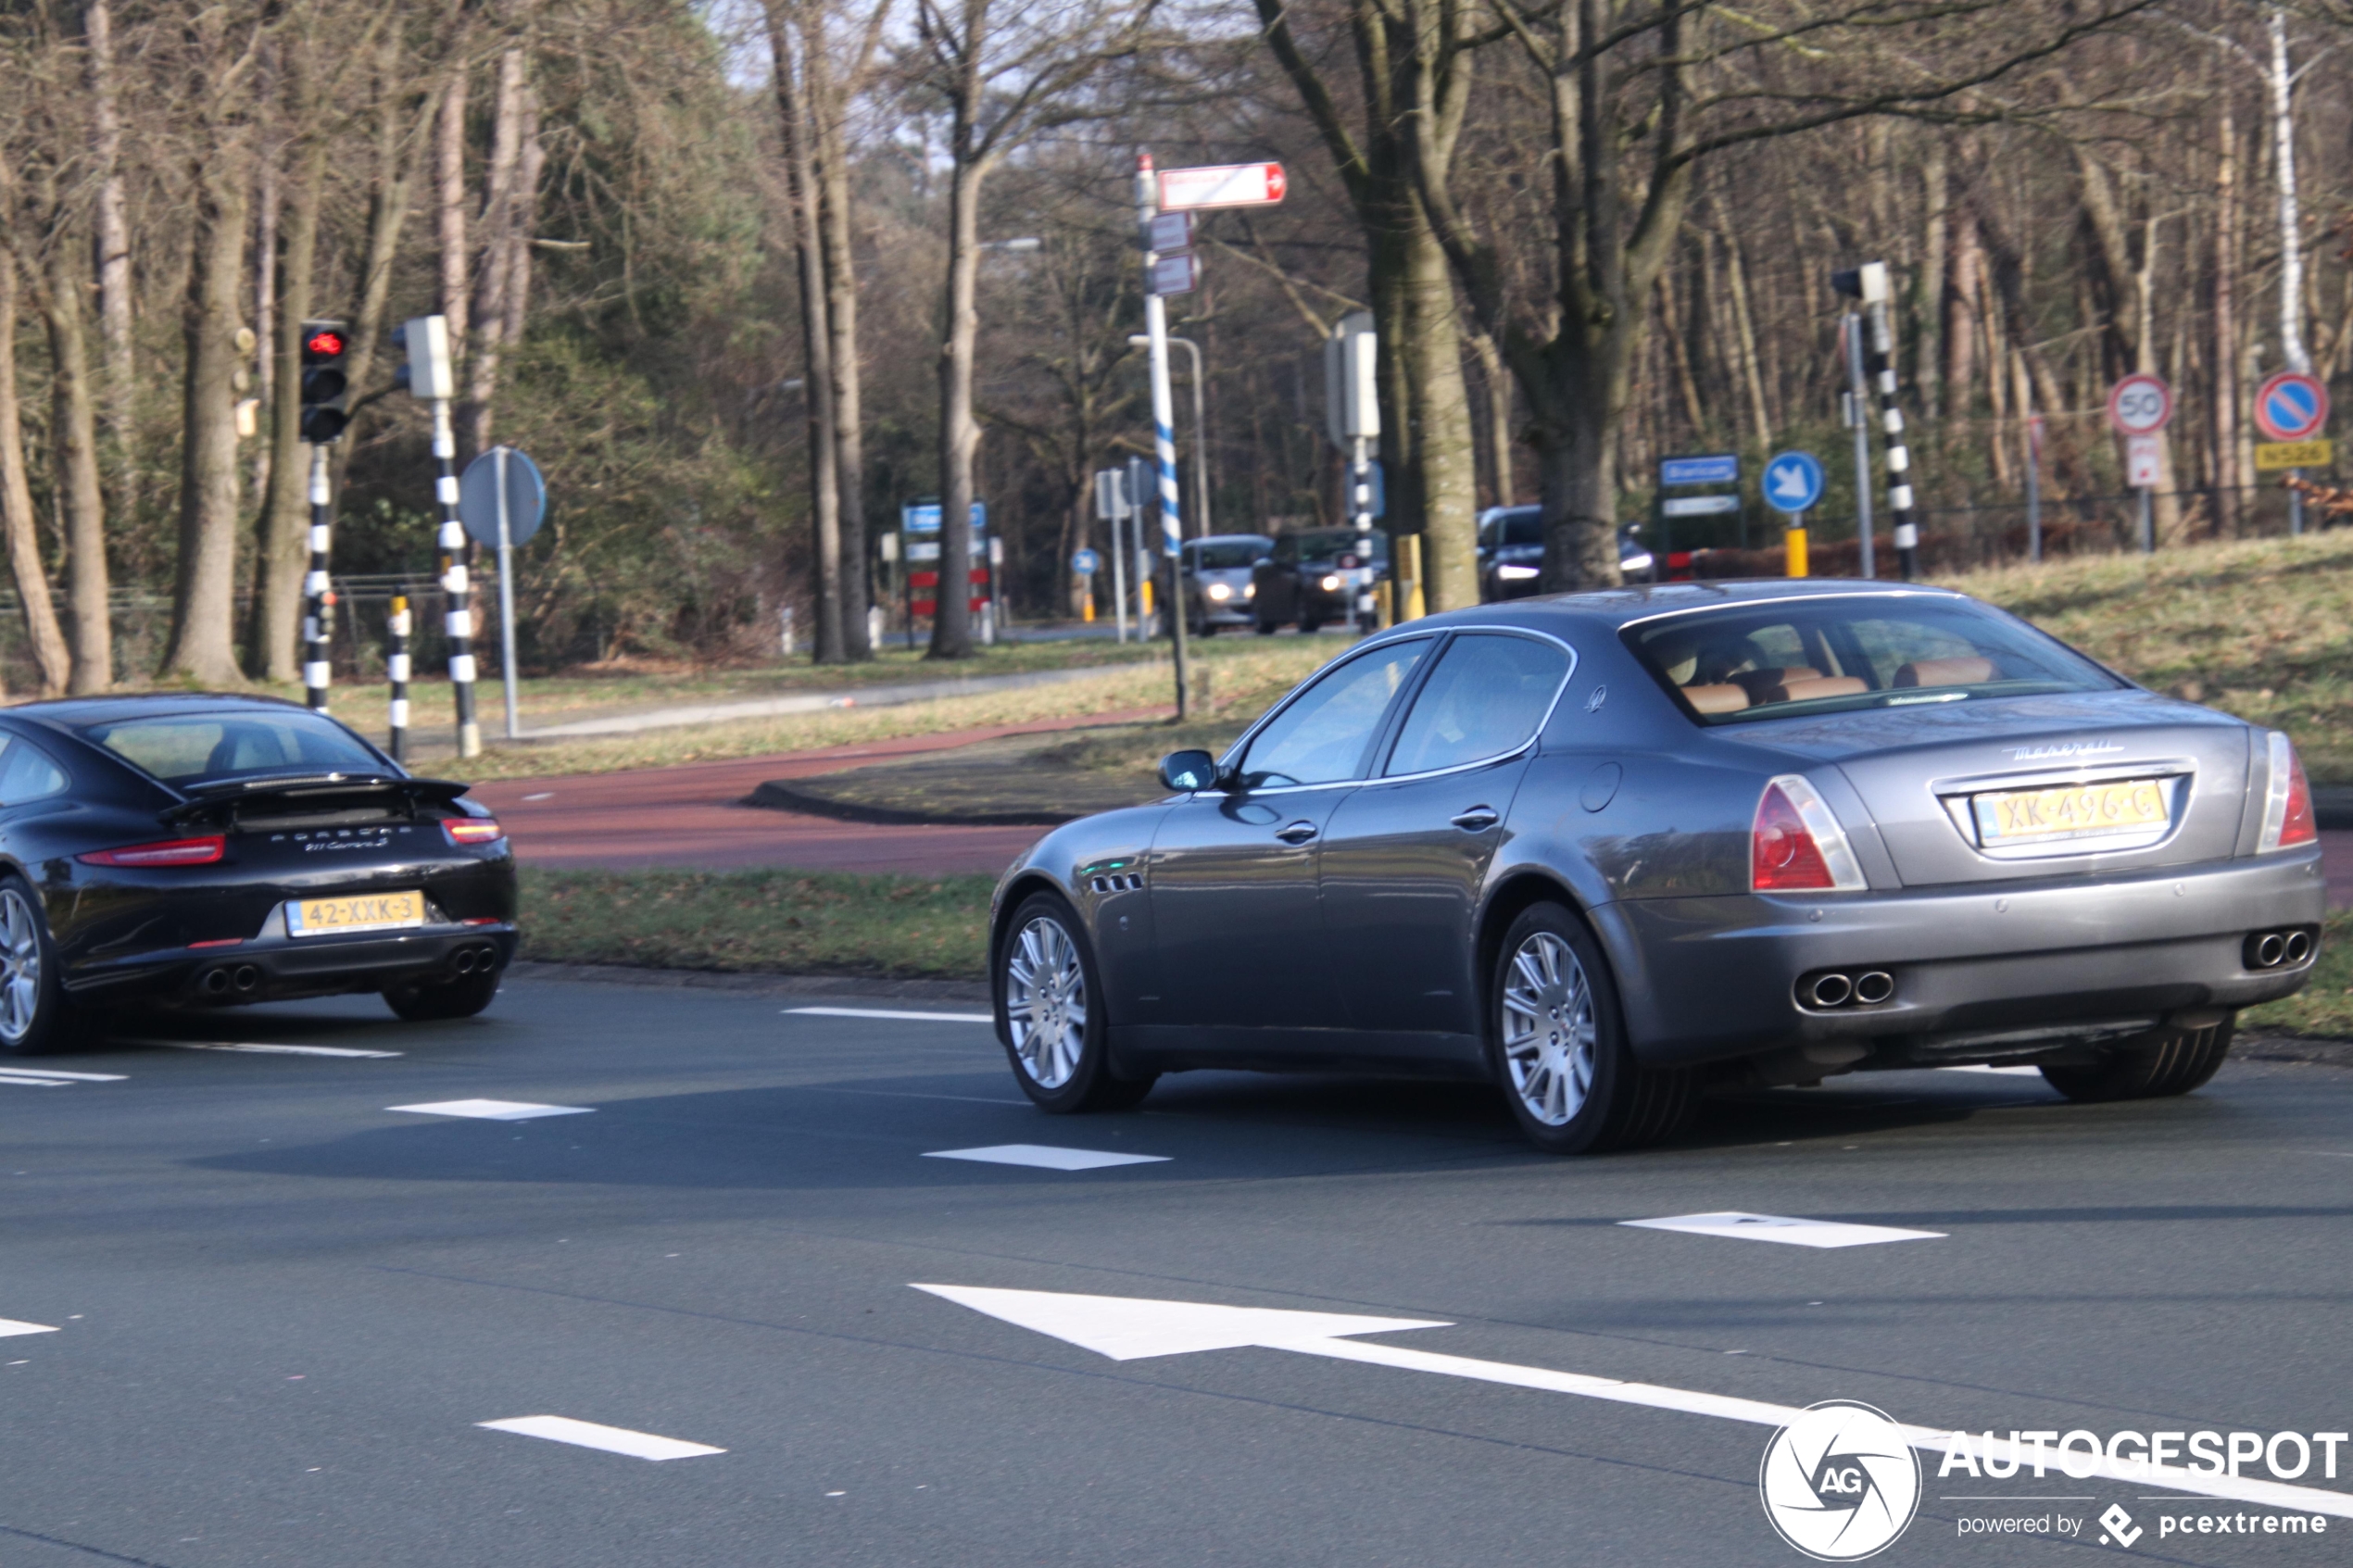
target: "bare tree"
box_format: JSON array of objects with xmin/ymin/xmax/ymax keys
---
[{"xmin": 0, "ymin": 258, "xmax": 70, "ymax": 695}]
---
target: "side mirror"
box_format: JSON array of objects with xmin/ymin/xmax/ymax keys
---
[{"xmin": 1158, "ymin": 749, "xmax": 1218, "ymax": 792}]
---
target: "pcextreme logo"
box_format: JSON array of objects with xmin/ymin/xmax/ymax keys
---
[{"xmin": 1760, "ymin": 1400, "xmax": 1922, "ymax": 1561}]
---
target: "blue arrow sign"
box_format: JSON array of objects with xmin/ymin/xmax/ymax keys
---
[
  {"xmin": 1072, "ymin": 548, "xmax": 1101, "ymax": 574},
  {"xmin": 1763, "ymin": 450, "xmax": 1825, "ymax": 515},
  {"xmin": 1660, "ymin": 453, "xmax": 1739, "ymax": 487}
]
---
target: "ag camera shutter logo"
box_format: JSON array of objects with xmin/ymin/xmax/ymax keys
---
[{"xmin": 1760, "ymin": 1400, "xmax": 1922, "ymax": 1560}]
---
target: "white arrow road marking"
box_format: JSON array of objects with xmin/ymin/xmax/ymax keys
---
[
  {"xmin": 1941, "ymin": 1065, "xmax": 2045, "ymax": 1077},
  {"xmin": 0, "ymin": 1318, "xmax": 59, "ymax": 1337},
  {"xmin": 924, "ymin": 1145, "xmax": 1169, "ymax": 1172},
  {"xmin": 476, "ymin": 1415, "xmax": 724, "ymax": 1461},
  {"xmin": 132, "ymin": 1040, "xmax": 401, "ymax": 1059},
  {"xmin": 0, "ymin": 1070, "xmax": 126, "ymax": 1087},
  {"xmin": 1620, "ymin": 1212, "xmax": 1945, "ymax": 1248},
  {"xmin": 389, "ymin": 1099, "xmax": 592, "ymax": 1122},
  {"xmin": 786, "ymin": 1007, "xmax": 995, "ymax": 1023},
  {"xmin": 914, "ymin": 1284, "xmax": 2353, "ymax": 1519}
]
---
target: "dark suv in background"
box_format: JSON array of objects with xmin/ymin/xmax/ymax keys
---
[
  {"xmin": 1477, "ymin": 506, "xmax": 1655, "ymax": 600},
  {"xmin": 1251, "ymin": 528, "xmax": 1390, "ymax": 633}
]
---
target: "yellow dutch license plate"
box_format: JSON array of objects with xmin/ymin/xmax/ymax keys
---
[
  {"xmin": 287, "ymin": 889, "xmax": 425, "ymax": 937},
  {"xmin": 1973, "ymin": 779, "xmax": 2171, "ymax": 846}
]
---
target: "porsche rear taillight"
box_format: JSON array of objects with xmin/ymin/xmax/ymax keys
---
[
  {"xmin": 1751, "ymin": 777, "xmax": 1868, "ymax": 893},
  {"xmin": 2259, "ymin": 733, "xmax": 2318, "ymax": 851},
  {"xmin": 443, "ymin": 818, "xmax": 504, "ymax": 846},
  {"xmin": 77, "ymin": 835, "xmax": 225, "ymax": 868}
]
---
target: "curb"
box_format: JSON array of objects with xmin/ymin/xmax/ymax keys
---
[{"xmin": 505, "ymin": 960, "xmax": 989, "ymax": 1006}]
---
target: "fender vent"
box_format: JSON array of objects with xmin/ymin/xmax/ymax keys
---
[{"xmin": 1088, "ymin": 874, "xmax": 1144, "ymax": 895}]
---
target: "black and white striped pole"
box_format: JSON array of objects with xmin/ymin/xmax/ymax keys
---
[
  {"xmin": 386, "ymin": 596, "xmax": 411, "ymax": 763},
  {"xmin": 393, "ymin": 315, "xmax": 479, "ymax": 758},
  {"xmin": 1834, "ymin": 263, "xmax": 1918, "ymax": 581},
  {"xmin": 302, "ymin": 447, "xmax": 333, "ymax": 710}
]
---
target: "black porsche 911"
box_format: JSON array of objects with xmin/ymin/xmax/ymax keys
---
[{"xmin": 0, "ymin": 694, "xmax": 517, "ymax": 1054}]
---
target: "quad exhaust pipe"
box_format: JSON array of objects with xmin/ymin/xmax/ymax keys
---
[
  {"xmin": 2246, "ymin": 927, "xmax": 2317, "ymax": 971},
  {"xmin": 1800, "ymin": 969, "xmax": 1896, "ymax": 1010}
]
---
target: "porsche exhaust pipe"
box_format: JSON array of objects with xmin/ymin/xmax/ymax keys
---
[
  {"xmin": 200, "ymin": 968, "xmax": 233, "ymax": 996},
  {"xmin": 231, "ymin": 965, "xmax": 260, "ymax": 993},
  {"xmin": 1853, "ymin": 971, "xmax": 1895, "ymax": 1006},
  {"xmin": 451, "ymin": 947, "xmax": 478, "ymax": 974},
  {"xmin": 1808, "ymin": 972, "xmax": 1853, "ymax": 1008}
]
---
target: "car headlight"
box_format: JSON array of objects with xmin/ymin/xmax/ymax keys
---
[
  {"xmin": 1497, "ymin": 563, "xmax": 1540, "ymax": 581},
  {"xmin": 1243, "ymin": 581, "xmax": 1254, "ymax": 598},
  {"xmin": 1622, "ymin": 551, "xmax": 1654, "ymax": 572},
  {"xmin": 1206, "ymin": 582, "xmax": 1231, "ymax": 601},
  {"xmin": 1319, "ymin": 574, "xmax": 1342, "ymax": 592}
]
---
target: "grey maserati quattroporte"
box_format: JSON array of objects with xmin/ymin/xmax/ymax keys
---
[{"xmin": 987, "ymin": 581, "xmax": 2324, "ymax": 1152}]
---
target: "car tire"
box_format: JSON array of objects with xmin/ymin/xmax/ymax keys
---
[
  {"xmin": 1300, "ymin": 613, "xmax": 1323, "ymax": 634},
  {"xmin": 383, "ymin": 968, "xmax": 501, "ymax": 1022},
  {"xmin": 1489, "ymin": 902, "xmax": 1693, "ymax": 1154},
  {"xmin": 996, "ymin": 891, "xmax": 1156, "ymax": 1112},
  {"xmin": 0, "ymin": 878, "xmax": 78, "ymax": 1056},
  {"xmin": 2039, "ymin": 1017, "xmax": 2234, "ymax": 1103}
]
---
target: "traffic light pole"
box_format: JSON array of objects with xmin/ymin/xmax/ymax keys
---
[
  {"xmin": 302, "ymin": 446, "xmax": 333, "ymax": 711},
  {"xmin": 1137, "ymin": 155, "xmax": 1189, "ymax": 721},
  {"xmin": 431, "ymin": 399, "xmax": 483, "ymax": 758},
  {"xmin": 387, "ymin": 596, "xmax": 410, "ymax": 763},
  {"xmin": 1857, "ymin": 283, "xmax": 1919, "ymax": 581}
]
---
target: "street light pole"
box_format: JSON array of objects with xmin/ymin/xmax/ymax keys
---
[{"xmin": 1132, "ymin": 332, "xmax": 1209, "ymax": 537}]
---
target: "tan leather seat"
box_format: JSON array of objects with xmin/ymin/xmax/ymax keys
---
[
  {"xmin": 1777, "ymin": 675, "xmax": 1867, "ymax": 702},
  {"xmin": 1894, "ymin": 656, "xmax": 1995, "ymax": 687},
  {"xmin": 1730, "ymin": 666, "xmax": 1821, "ymax": 700},
  {"xmin": 1682, "ymin": 684, "xmax": 1752, "ymax": 714}
]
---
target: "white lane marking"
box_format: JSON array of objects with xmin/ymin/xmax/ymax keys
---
[
  {"xmin": 0, "ymin": 1069, "xmax": 126, "ymax": 1083},
  {"xmin": 811, "ymin": 1086, "xmax": 1031, "ymax": 1107},
  {"xmin": 0, "ymin": 1075, "xmax": 75, "ymax": 1088},
  {"xmin": 916, "ymin": 1284, "xmax": 2353, "ymax": 1518},
  {"xmin": 0, "ymin": 1318, "xmax": 58, "ymax": 1337},
  {"xmin": 389, "ymin": 1099, "xmax": 593, "ymax": 1122},
  {"xmin": 133, "ymin": 1040, "xmax": 401, "ymax": 1060},
  {"xmin": 1620, "ymin": 1211, "xmax": 1945, "ymax": 1248},
  {"xmin": 786, "ymin": 1007, "xmax": 994, "ymax": 1024},
  {"xmin": 476, "ymin": 1415, "xmax": 724, "ymax": 1461},
  {"xmin": 522, "ymin": 792, "xmax": 556, "ymax": 802},
  {"xmin": 924, "ymin": 1144, "xmax": 1169, "ymax": 1172},
  {"xmin": 1941, "ymin": 1064, "xmax": 2045, "ymax": 1076}
]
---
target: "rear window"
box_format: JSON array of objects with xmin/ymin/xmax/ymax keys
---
[
  {"xmin": 80, "ymin": 710, "xmax": 387, "ymax": 785},
  {"xmin": 1627, "ymin": 596, "xmax": 2120, "ymax": 724}
]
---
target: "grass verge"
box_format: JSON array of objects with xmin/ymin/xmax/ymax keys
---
[
  {"xmin": 519, "ymin": 866, "xmax": 993, "ymax": 980},
  {"xmin": 2240, "ymin": 910, "xmax": 2353, "ymax": 1038}
]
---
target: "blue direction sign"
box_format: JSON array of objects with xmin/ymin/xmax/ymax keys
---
[
  {"xmin": 1660, "ymin": 453, "xmax": 1739, "ymax": 487},
  {"xmin": 1072, "ymin": 548, "xmax": 1101, "ymax": 574},
  {"xmin": 902, "ymin": 501, "xmax": 988, "ymax": 534},
  {"xmin": 2254, "ymin": 372, "xmax": 2329, "ymax": 443},
  {"xmin": 1763, "ymin": 451, "xmax": 1825, "ymax": 515}
]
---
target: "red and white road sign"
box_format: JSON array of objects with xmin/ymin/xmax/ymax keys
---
[
  {"xmin": 2253, "ymin": 370, "xmax": 2330, "ymax": 443},
  {"xmin": 2125, "ymin": 433, "xmax": 2163, "ymax": 488},
  {"xmin": 2107, "ymin": 373, "xmax": 2172, "ymax": 435},
  {"xmin": 1149, "ymin": 252, "xmax": 1199, "ymax": 296},
  {"xmin": 1156, "ymin": 162, "xmax": 1287, "ymax": 212},
  {"xmin": 1148, "ymin": 211, "xmax": 1192, "ymax": 252}
]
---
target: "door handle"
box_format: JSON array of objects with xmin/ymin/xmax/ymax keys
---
[
  {"xmin": 1275, "ymin": 821, "xmax": 1319, "ymax": 845},
  {"xmin": 1450, "ymin": 806, "xmax": 1500, "ymax": 831}
]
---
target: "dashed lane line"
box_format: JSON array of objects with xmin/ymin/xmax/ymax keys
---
[
  {"xmin": 389, "ymin": 1099, "xmax": 594, "ymax": 1122},
  {"xmin": 786, "ymin": 1007, "xmax": 994, "ymax": 1024},
  {"xmin": 130, "ymin": 1039, "xmax": 401, "ymax": 1059},
  {"xmin": 476, "ymin": 1415, "xmax": 724, "ymax": 1461},
  {"xmin": 925, "ymin": 1144, "xmax": 1170, "ymax": 1172},
  {"xmin": 1620, "ymin": 1211, "xmax": 1946, "ymax": 1248}
]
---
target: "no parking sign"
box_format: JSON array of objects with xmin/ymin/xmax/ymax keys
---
[{"xmin": 2254, "ymin": 372, "xmax": 2330, "ymax": 443}]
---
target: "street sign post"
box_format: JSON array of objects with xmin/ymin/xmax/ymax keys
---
[
  {"xmin": 1659, "ymin": 454, "xmax": 1739, "ymax": 487},
  {"xmin": 1148, "ymin": 253, "xmax": 1199, "ymax": 296},
  {"xmin": 2255, "ymin": 371, "xmax": 2331, "ymax": 536},
  {"xmin": 1765, "ymin": 451, "xmax": 1824, "ymax": 579},
  {"xmin": 2108, "ymin": 374, "xmax": 2172, "ymax": 553},
  {"xmin": 458, "ymin": 445, "xmax": 547, "ymax": 741},
  {"xmin": 1153, "ymin": 161, "xmax": 1287, "ymax": 211}
]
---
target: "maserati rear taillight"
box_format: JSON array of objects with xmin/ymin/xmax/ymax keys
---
[
  {"xmin": 443, "ymin": 818, "xmax": 504, "ymax": 846},
  {"xmin": 1751, "ymin": 777, "xmax": 1868, "ymax": 893},
  {"xmin": 2259, "ymin": 733, "xmax": 2317, "ymax": 851},
  {"xmin": 78, "ymin": 835, "xmax": 226, "ymax": 868}
]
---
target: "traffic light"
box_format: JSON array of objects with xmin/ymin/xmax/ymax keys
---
[{"xmin": 298, "ymin": 320, "xmax": 350, "ymax": 444}]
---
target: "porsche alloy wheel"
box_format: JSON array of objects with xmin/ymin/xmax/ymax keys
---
[
  {"xmin": 1005, "ymin": 913, "xmax": 1088, "ymax": 1091},
  {"xmin": 0, "ymin": 888, "xmax": 44, "ymax": 1047},
  {"xmin": 1502, "ymin": 930, "xmax": 1595, "ymax": 1126}
]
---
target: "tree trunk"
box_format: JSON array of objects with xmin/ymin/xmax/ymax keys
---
[
  {"xmin": 334, "ymin": 48, "xmax": 439, "ymax": 497},
  {"xmin": 2212, "ymin": 110, "xmax": 2242, "ymax": 535},
  {"xmin": 457, "ymin": 46, "xmax": 528, "ymax": 462},
  {"xmin": 812, "ymin": 42, "xmax": 870, "ymax": 659},
  {"xmin": 251, "ymin": 145, "xmax": 278, "ymax": 509},
  {"xmin": 160, "ymin": 154, "xmax": 253, "ymax": 686},
  {"xmin": 1532, "ymin": 337, "xmax": 1626, "ymax": 589},
  {"xmin": 1397, "ymin": 208, "xmax": 1478, "ymax": 612},
  {"xmin": 436, "ymin": 63, "xmax": 472, "ymax": 356},
  {"xmin": 1944, "ymin": 211, "xmax": 1982, "ymax": 413},
  {"xmin": 769, "ymin": 4, "xmax": 844, "ymax": 662},
  {"xmin": 1918, "ymin": 144, "xmax": 1947, "ymax": 421},
  {"xmin": 1468, "ymin": 328, "xmax": 1513, "ymax": 507},
  {"xmin": 85, "ymin": 0, "xmax": 136, "ymax": 497},
  {"xmin": 930, "ymin": 156, "xmax": 984, "ymax": 659},
  {"xmin": 42, "ymin": 228, "xmax": 111, "ymax": 692},
  {"xmin": 0, "ymin": 264, "xmax": 68, "ymax": 696},
  {"xmin": 249, "ymin": 136, "xmax": 327, "ymax": 683}
]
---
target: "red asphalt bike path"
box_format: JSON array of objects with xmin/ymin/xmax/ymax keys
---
[
  {"xmin": 472, "ymin": 718, "xmax": 2353, "ymax": 908},
  {"xmin": 467, "ymin": 709, "xmax": 1172, "ymax": 876}
]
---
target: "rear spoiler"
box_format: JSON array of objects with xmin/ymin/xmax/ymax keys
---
[{"xmin": 158, "ymin": 774, "xmax": 472, "ymax": 827}]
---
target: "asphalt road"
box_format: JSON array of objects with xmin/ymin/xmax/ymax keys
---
[{"xmin": 5, "ymin": 977, "xmax": 2351, "ymax": 1566}]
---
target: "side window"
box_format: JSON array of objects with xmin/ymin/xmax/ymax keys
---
[
  {"xmin": 1384, "ymin": 633, "xmax": 1571, "ymax": 776},
  {"xmin": 1239, "ymin": 639, "xmax": 1429, "ymax": 788},
  {"xmin": 0, "ymin": 738, "xmax": 69, "ymax": 806}
]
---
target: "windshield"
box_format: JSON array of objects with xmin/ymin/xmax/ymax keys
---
[
  {"xmin": 81, "ymin": 709, "xmax": 390, "ymax": 786},
  {"xmin": 1481, "ymin": 508, "xmax": 1543, "ymax": 548},
  {"xmin": 1296, "ymin": 532, "xmax": 1388, "ymax": 565},
  {"xmin": 1627, "ymin": 596, "xmax": 2122, "ymax": 724},
  {"xmin": 1190, "ymin": 539, "xmax": 1269, "ymax": 570}
]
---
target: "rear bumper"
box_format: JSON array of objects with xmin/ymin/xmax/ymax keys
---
[
  {"xmin": 1596, "ymin": 848, "xmax": 2327, "ymax": 1068},
  {"xmin": 65, "ymin": 922, "xmax": 519, "ymax": 1007}
]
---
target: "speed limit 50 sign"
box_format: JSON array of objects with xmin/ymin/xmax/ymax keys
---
[{"xmin": 2107, "ymin": 373, "xmax": 2173, "ymax": 435}]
